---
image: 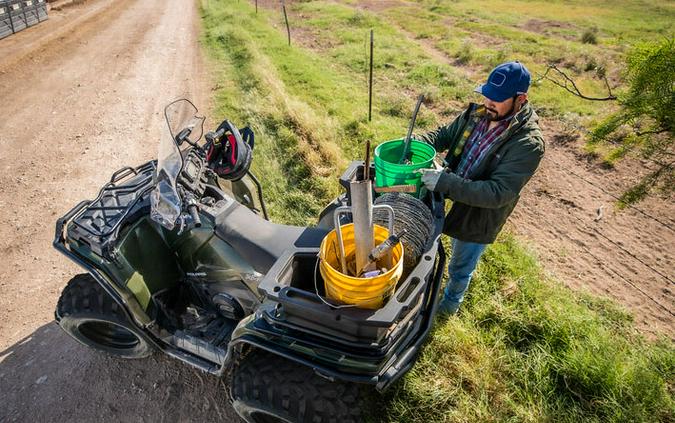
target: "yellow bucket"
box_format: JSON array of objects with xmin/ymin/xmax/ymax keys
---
[{"xmin": 319, "ymin": 223, "xmax": 404, "ymax": 309}]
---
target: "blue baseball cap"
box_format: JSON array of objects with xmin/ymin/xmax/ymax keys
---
[{"xmin": 474, "ymin": 61, "xmax": 531, "ymax": 102}]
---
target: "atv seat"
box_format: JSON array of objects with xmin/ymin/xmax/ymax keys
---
[{"xmin": 214, "ymin": 203, "xmax": 329, "ymax": 274}]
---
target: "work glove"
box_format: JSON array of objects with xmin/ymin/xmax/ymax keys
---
[{"xmin": 417, "ymin": 168, "xmax": 444, "ymax": 192}]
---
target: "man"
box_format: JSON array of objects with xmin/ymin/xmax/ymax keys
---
[{"xmin": 416, "ymin": 61, "xmax": 544, "ymax": 315}]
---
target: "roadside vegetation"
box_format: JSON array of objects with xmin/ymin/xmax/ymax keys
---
[
  {"xmin": 380, "ymin": 233, "xmax": 673, "ymax": 422},
  {"xmin": 200, "ymin": 0, "xmax": 673, "ymax": 421},
  {"xmin": 589, "ymin": 38, "xmax": 674, "ymax": 206}
]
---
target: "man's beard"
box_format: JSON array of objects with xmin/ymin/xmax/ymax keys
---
[{"xmin": 486, "ymin": 100, "xmax": 518, "ymax": 122}]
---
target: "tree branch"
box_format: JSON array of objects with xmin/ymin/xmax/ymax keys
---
[
  {"xmin": 634, "ymin": 128, "xmax": 668, "ymax": 137},
  {"xmin": 535, "ymin": 64, "xmax": 617, "ymax": 101}
]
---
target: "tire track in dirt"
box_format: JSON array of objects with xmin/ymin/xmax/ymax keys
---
[
  {"xmin": 0, "ymin": 1, "xmax": 238, "ymax": 421},
  {"xmin": 0, "ymin": 0, "xmax": 122, "ymax": 73}
]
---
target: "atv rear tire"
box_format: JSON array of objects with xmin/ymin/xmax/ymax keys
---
[
  {"xmin": 56, "ymin": 273, "xmax": 153, "ymax": 359},
  {"xmin": 231, "ymin": 350, "xmax": 364, "ymax": 423}
]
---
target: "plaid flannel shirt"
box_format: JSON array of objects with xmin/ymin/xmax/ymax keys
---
[{"xmin": 455, "ymin": 117, "xmax": 510, "ymax": 178}]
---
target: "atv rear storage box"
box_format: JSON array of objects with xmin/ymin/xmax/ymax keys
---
[
  {"xmin": 0, "ymin": 1, "xmax": 12, "ymax": 40},
  {"xmin": 258, "ymin": 244, "xmax": 440, "ymax": 345},
  {"xmin": 257, "ymin": 162, "xmax": 446, "ymax": 346}
]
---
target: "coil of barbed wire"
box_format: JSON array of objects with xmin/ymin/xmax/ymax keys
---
[{"xmin": 373, "ymin": 193, "xmax": 434, "ymax": 272}]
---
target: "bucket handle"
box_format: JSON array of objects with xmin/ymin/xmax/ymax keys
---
[{"xmin": 333, "ymin": 205, "xmax": 395, "ymax": 275}]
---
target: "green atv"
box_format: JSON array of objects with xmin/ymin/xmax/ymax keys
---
[{"xmin": 54, "ymin": 99, "xmax": 446, "ymax": 422}]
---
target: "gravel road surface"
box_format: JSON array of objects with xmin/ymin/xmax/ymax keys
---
[{"xmin": 0, "ymin": 1, "xmax": 240, "ymax": 421}]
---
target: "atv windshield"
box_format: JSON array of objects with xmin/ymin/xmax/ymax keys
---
[{"xmin": 150, "ymin": 99, "xmax": 205, "ymax": 230}]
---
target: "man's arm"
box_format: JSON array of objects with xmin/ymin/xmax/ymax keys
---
[
  {"xmin": 416, "ymin": 104, "xmax": 475, "ymax": 153},
  {"xmin": 433, "ymin": 137, "xmax": 544, "ymax": 208}
]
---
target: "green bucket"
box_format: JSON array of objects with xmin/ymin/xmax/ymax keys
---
[{"xmin": 374, "ymin": 139, "xmax": 436, "ymax": 198}]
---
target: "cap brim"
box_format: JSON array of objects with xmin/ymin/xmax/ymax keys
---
[{"xmin": 474, "ymin": 84, "xmax": 512, "ymax": 102}]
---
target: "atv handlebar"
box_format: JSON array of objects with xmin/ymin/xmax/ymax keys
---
[
  {"xmin": 205, "ymin": 119, "xmax": 244, "ymax": 151},
  {"xmin": 205, "ymin": 128, "xmax": 226, "ymax": 146},
  {"xmin": 188, "ymin": 204, "xmax": 201, "ymax": 228}
]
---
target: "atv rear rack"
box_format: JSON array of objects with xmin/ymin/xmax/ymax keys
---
[{"xmin": 230, "ymin": 241, "xmax": 446, "ymax": 391}]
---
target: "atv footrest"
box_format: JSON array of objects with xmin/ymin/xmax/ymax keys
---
[{"xmin": 170, "ymin": 331, "xmax": 227, "ymax": 366}]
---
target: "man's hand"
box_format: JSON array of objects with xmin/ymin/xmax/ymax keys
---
[{"xmin": 417, "ymin": 168, "xmax": 443, "ymax": 192}]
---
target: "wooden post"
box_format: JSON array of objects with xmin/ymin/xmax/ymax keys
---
[
  {"xmin": 255, "ymin": 0, "xmax": 258, "ymax": 14},
  {"xmin": 282, "ymin": 0, "xmax": 291, "ymax": 46},
  {"xmin": 368, "ymin": 29, "xmax": 374, "ymax": 122}
]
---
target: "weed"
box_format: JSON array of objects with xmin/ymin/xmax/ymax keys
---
[
  {"xmin": 581, "ymin": 27, "xmax": 599, "ymax": 44},
  {"xmin": 583, "ymin": 55, "xmax": 598, "ymax": 72},
  {"xmin": 456, "ymin": 40, "xmax": 474, "ymax": 64},
  {"xmin": 380, "ymin": 95, "xmax": 409, "ymax": 118}
]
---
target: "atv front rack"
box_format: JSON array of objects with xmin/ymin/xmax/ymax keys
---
[{"xmin": 62, "ymin": 161, "xmax": 156, "ymax": 257}]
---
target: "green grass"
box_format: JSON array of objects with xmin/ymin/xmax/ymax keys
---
[
  {"xmin": 201, "ymin": 2, "xmax": 351, "ymax": 223},
  {"xmin": 339, "ymin": 0, "xmax": 672, "ymax": 120},
  {"xmin": 378, "ymin": 234, "xmax": 674, "ymax": 422},
  {"xmin": 200, "ymin": 0, "xmax": 472, "ymax": 221},
  {"xmin": 200, "ymin": 1, "xmax": 674, "ymax": 421},
  {"xmin": 367, "ymin": 4, "xmax": 611, "ymax": 118}
]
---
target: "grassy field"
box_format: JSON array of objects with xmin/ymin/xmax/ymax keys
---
[
  {"xmin": 199, "ymin": 0, "xmax": 673, "ymax": 421},
  {"xmin": 379, "ymin": 235, "xmax": 673, "ymax": 422}
]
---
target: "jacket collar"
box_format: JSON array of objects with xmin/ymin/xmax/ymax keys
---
[{"xmin": 507, "ymin": 102, "xmax": 534, "ymax": 132}]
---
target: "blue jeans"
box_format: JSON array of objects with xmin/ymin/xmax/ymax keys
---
[{"xmin": 440, "ymin": 238, "xmax": 488, "ymax": 313}]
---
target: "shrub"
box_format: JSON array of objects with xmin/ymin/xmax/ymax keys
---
[
  {"xmin": 581, "ymin": 27, "xmax": 599, "ymax": 44},
  {"xmin": 591, "ymin": 38, "xmax": 674, "ymax": 206},
  {"xmin": 456, "ymin": 40, "xmax": 474, "ymax": 64}
]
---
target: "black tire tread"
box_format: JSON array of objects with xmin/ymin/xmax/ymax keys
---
[
  {"xmin": 56, "ymin": 273, "xmax": 152, "ymax": 358},
  {"xmin": 232, "ymin": 350, "xmax": 364, "ymax": 423},
  {"xmin": 57, "ymin": 273, "xmax": 124, "ymax": 321}
]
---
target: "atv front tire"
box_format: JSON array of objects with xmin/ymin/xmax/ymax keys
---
[
  {"xmin": 56, "ymin": 273, "xmax": 153, "ymax": 358},
  {"xmin": 231, "ymin": 350, "xmax": 364, "ymax": 423}
]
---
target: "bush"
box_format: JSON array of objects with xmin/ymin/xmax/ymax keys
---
[
  {"xmin": 590, "ymin": 38, "xmax": 674, "ymax": 205},
  {"xmin": 456, "ymin": 40, "xmax": 474, "ymax": 64},
  {"xmin": 581, "ymin": 27, "xmax": 599, "ymax": 44}
]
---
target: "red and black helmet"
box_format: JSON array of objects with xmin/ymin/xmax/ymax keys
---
[{"xmin": 206, "ymin": 121, "xmax": 254, "ymax": 181}]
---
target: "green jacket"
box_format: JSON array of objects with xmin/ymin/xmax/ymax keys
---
[{"xmin": 417, "ymin": 102, "xmax": 545, "ymax": 244}]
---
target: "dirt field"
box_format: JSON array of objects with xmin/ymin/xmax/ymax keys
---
[
  {"xmin": 0, "ymin": 0, "xmax": 672, "ymax": 422},
  {"xmin": 0, "ymin": 0, "xmax": 239, "ymax": 421},
  {"xmin": 509, "ymin": 123, "xmax": 675, "ymax": 339},
  {"xmin": 258, "ymin": 0, "xmax": 675, "ymax": 339},
  {"xmin": 347, "ymin": 0, "xmax": 675, "ymax": 339}
]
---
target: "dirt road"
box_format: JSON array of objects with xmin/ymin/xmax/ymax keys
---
[{"xmin": 0, "ymin": 0, "xmax": 239, "ymax": 421}]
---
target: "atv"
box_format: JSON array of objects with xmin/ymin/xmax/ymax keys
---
[{"xmin": 53, "ymin": 99, "xmax": 447, "ymax": 422}]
